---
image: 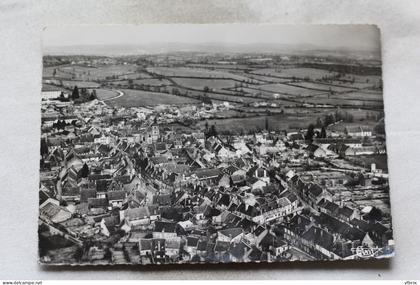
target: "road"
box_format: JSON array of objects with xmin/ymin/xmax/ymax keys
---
[{"xmin": 101, "ymin": 89, "xmax": 125, "ymax": 102}]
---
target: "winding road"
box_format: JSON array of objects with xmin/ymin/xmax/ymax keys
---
[{"xmin": 101, "ymin": 89, "xmax": 125, "ymax": 102}]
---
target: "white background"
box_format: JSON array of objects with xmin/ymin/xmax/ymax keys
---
[{"xmin": 0, "ymin": 0, "xmax": 420, "ymax": 280}]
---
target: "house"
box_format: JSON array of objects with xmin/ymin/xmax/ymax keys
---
[
  {"xmin": 252, "ymin": 194, "xmax": 299, "ymax": 224},
  {"xmin": 41, "ymin": 85, "xmax": 63, "ymax": 100},
  {"xmin": 153, "ymin": 221, "xmax": 178, "ymax": 239},
  {"xmin": 344, "ymin": 146, "xmax": 377, "ymax": 156},
  {"xmin": 139, "ymin": 125, "xmax": 160, "ymax": 144},
  {"xmin": 288, "ymin": 132, "xmax": 305, "ymax": 142},
  {"xmin": 106, "ymin": 190, "xmax": 126, "ymax": 208},
  {"xmin": 214, "ymin": 143, "xmax": 236, "ymax": 160},
  {"xmin": 233, "ymin": 141, "xmax": 251, "ymax": 156},
  {"xmin": 300, "ymin": 226, "xmax": 340, "ymax": 260},
  {"xmin": 100, "ymin": 215, "xmax": 120, "ymax": 237},
  {"xmin": 185, "ymin": 236, "xmax": 200, "ymax": 256},
  {"xmin": 152, "ymin": 238, "xmax": 166, "ymax": 260},
  {"xmin": 80, "ymin": 189, "xmax": 97, "ymax": 203},
  {"xmin": 122, "ymin": 207, "xmax": 150, "ymax": 229},
  {"xmin": 197, "ymin": 240, "xmax": 208, "ymax": 256},
  {"xmin": 139, "ymin": 239, "xmax": 153, "ymax": 257},
  {"xmin": 307, "ymin": 144, "xmax": 327, "ymax": 158},
  {"xmin": 249, "ymin": 178, "xmax": 267, "ymax": 191},
  {"xmin": 165, "ymin": 237, "xmax": 181, "ymax": 258},
  {"xmin": 148, "ymin": 205, "xmax": 161, "ymax": 221},
  {"xmin": 218, "ymin": 173, "xmax": 231, "ymax": 188},
  {"xmin": 318, "ymin": 199, "xmax": 340, "ymax": 216},
  {"xmin": 338, "ymin": 206, "xmax": 355, "ymax": 222},
  {"xmin": 65, "ymin": 150, "xmax": 84, "ymax": 170},
  {"xmin": 39, "ymin": 198, "xmax": 72, "ymax": 223},
  {"xmin": 231, "ymin": 174, "xmax": 246, "ymax": 186},
  {"xmin": 345, "ymin": 126, "xmax": 372, "ymax": 137},
  {"xmin": 229, "ymin": 241, "xmax": 251, "ymax": 262},
  {"xmin": 194, "ymin": 168, "xmax": 221, "ymax": 186},
  {"xmin": 273, "ymin": 239, "xmax": 289, "ymax": 257},
  {"xmin": 217, "ymin": 227, "xmax": 243, "ymax": 244},
  {"xmin": 87, "ymin": 197, "xmax": 108, "ymax": 212},
  {"xmin": 304, "ymin": 183, "xmax": 329, "ymax": 208},
  {"xmin": 213, "ymin": 240, "xmax": 230, "ymax": 259},
  {"xmin": 251, "ymin": 167, "xmax": 270, "ymax": 183}
]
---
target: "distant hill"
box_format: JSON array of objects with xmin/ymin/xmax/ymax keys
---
[{"xmin": 44, "ymin": 42, "xmax": 380, "ymax": 60}]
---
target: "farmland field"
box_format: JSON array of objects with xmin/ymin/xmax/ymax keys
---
[
  {"xmin": 172, "ymin": 78, "xmax": 237, "ymax": 90},
  {"xmin": 147, "ymin": 67, "xmax": 256, "ymax": 82},
  {"xmin": 326, "ymin": 80, "xmax": 376, "ymax": 89},
  {"xmin": 106, "ymin": 89, "xmax": 200, "ymax": 107},
  {"xmin": 117, "ymin": 72, "xmax": 152, "ymax": 80},
  {"xmin": 251, "ymin": 67, "xmax": 338, "ymax": 80},
  {"xmin": 330, "ymin": 91, "xmax": 383, "ymax": 101},
  {"xmin": 61, "ymin": 81, "xmax": 101, "ymax": 89},
  {"xmin": 257, "ymin": 83, "xmax": 326, "ymax": 96},
  {"xmin": 59, "ymin": 64, "xmax": 138, "ymax": 80},
  {"xmin": 211, "ymin": 95, "xmax": 264, "ymax": 103},
  {"xmin": 41, "ymin": 83, "xmax": 68, "ymax": 93},
  {"xmin": 291, "ymin": 81, "xmax": 357, "ymax": 92},
  {"xmin": 340, "ymin": 74, "xmax": 382, "ymax": 85},
  {"xmin": 244, "ymin": 73, "xmax": 291, "ymax": 84},
  {"xmin": 43, "ymin": 67, "xmax": 73, "ymax": 80},
  {"xmin": 186, "ymin": 63, "xmax": 251, "ymax": 71},
  {"xmin": 108, "ymin": 80, "xmax": 129, "ymax": 86},
  {"xmin": 133, "ymin": 78, "xmax": 172, "ymax": 86},
  {"xmin": 302, "ymin": 97, "xmax": 382, "ymax": 107}
]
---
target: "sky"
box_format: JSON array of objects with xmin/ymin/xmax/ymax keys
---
[{"xmin": 43, "ymin": 24, "xmax": 381, "ymax": 54}]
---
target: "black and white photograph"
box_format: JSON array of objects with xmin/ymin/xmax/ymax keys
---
[{"xmin": 38, "ymin": 24, "xmax": 394, "ymax": 266}]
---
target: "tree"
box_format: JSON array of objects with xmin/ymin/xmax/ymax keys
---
[
  {"xmin": 265, "ymin": 117, "xmax": 269, "ymax": 131},
  {"xmin": 374, "ymin": 121, "xmax": 385, "ymax": 135},
  {"xmin": 79, "ymin": 163, "xmax": 89, "ymax": 178},
  {"xmin": 202, "ymin": 94, "xmax": 212, "ymax": 105},
  {"xmin": 40, "ymin": 138, "xmax": 49, "ymax": 156},
  {"xmin": 89, "ymin": 89, "xmax": 97, "ymax": 100},
  {"xmin": 320, "ymin": 126, "xmax": 327, "ymax": 138},
  {"xmin": 128, "ymin": 79, "xmax": 134, "ymax": 88},
  {"xmin": 171, "ymin": 88, "xmax": 180, "ymax": 95},
  {"xmin": 71, "ymin": 86, "xmax": 79, "ymax": 100},
  {"xmin": 305, "ymin": 124, "xmax": 315, "ymax": 141},
  {"xmin": 207, "ymin": 124, "xmax": 218, "ymax": 138},
  {"xmin": 324, "ymin": 113, "xmax": 335, "ymax": 126},
  {"xmin": 315, "ymin": 117, "xmax": 323, "ymax": 128},
  {"xmin": 80, "ymin": 88, "xmax": 88, "ymax": 99}
]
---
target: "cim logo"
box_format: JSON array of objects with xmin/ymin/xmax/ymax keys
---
[{"xmin": 351, "ymin": 246, "xmax": 381, "ymax": 258}]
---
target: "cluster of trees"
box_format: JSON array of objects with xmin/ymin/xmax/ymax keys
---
[
  {"xmin": 204, "ymin": 121, "xmax": 218, "ymax": 138},
  {"xmin": 315, "ymin": 110, "xmax": 354, "ymax": 128},
  {"xmin": 126, "ymin": 79, "xmax": 166, "ymax": 93},
  {"xmin": 71, "ymin": 86, "xmax": 97, "ymax": 102},
  {"xmin": 366, "ymin": 111, "xmax": 384, "ymax": 122},
  {"xmin": 319, "ymin": 73, "xmax": 355, "ymax": 84},
  {"xmin": 52, "ymin": 119, "xmax": 69, "ymax": 129},
  {"xmin": 305, "ymin": 124, "xmax": 327, "ymax": 142}
]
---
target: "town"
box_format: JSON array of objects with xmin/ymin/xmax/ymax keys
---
[{"xmin": 39, "ymin": 52, "xmax": 394, "ymax": 265}]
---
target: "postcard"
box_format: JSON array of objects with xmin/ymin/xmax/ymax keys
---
[{"xmin": 39, "ymin": 24, "xmax": 394, "ymax": 265}]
